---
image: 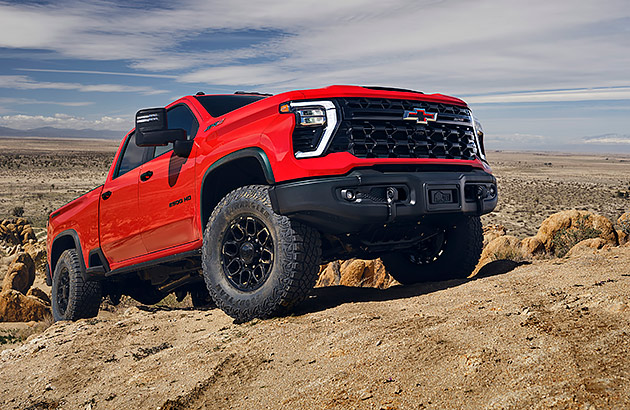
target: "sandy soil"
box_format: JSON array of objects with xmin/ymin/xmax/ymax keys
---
[{"xmin": 0, "ymin": 246, "xmax": 629, "ymax": 409}]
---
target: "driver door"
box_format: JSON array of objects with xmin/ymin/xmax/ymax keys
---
[{"xmin": 138, "ymin": 104, "xmax": 199, "ymax": 253}]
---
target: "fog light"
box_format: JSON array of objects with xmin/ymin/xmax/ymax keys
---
[
  {"xmin": 341, "ymin": 189, "xmax": 355, "ymax": 201},
  {"xmin": 489, "ymin": 184, "xmax": 497, "ymax": 198}
]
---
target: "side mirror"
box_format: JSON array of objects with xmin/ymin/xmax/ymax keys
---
[{"xmin": 135, "ymin": 108, "xmax": 187, "ymax": 147}]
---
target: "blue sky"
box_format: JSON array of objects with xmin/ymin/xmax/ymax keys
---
[{"xmin": 0, "ymin": 0, "xmax": 629, "ymax": 152}]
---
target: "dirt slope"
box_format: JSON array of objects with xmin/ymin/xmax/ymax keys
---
[{"xmin": 1, "ymin": 247, "xmax": 630, "ymax": 410}]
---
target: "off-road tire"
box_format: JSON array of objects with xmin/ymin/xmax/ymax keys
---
[
  {"xmin": 51, "ymin": 249, "xmax": 102, "ymax": 321},
  {"xmin": 382, "ymin": 215, "xmax": 483, "ymax": 284},
  {"xmin": 202, "ymin": 185, "xmax": 321, "ymax": 322}
]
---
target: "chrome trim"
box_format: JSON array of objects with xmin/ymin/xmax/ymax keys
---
[
  {"xmin": 433, "ymin": 119, "xmax": 473, "ymax": 126},
  {"xmin": 291, "ymin": 100, "xmax": 338, "ymax": 159}
]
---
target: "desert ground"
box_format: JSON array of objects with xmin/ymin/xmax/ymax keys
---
[{"xmin": 1, "ymin": 137, "xmax": 630, "ymax": 409}]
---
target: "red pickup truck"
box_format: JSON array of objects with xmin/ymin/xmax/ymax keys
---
[{"xmin": 46, "ymin": 85, "xmax": 497, "ymax": 322}]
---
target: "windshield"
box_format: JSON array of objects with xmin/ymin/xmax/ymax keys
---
[{"xmin": 195, "ymin": 95, "xmax": 267, "ymax": 118}]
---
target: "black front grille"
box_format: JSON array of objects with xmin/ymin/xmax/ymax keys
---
[{"xmin": 327, "ymin": 98, "xmax": 478, "ymax": 160}]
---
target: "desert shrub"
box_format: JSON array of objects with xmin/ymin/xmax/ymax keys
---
[
  {"xmin": 551, "ymin": 215, "xmax": 601, "ymax": 257},
  {"xmin": 11, "ymin": 206, "xmax": 24, "ymax": 217}
]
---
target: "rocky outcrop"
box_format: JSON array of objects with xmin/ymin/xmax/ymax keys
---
[
  {"xmin": 2, "ymin": 253, "xmax": 35, "ymax": 294},
  {"xmin": 483, "ymin": 224, "xmax": 507, "ymax": 247},
  {"xmin": 533, "ymin": 210, "xmax": 618, "ymax": 254},
  {"xmin": 474, "ymin": 235, "xmax": 526, "ymax": 275},
  {"xmin": 520, "ymin": 236, "xmax": 545, "ymax": 255},
  {"xmin": 0, "ymin": 218, "xmax": 37, "ymax": 246},
  {"xmin": 26, "ymin": 287, "xmax": 51, "ymax": 305},
  {"xmin": 565, "ymin": 238, "xmax": 609, "ymax": 258},
  {"xmin": 22, "ymin": 242, "xmax": 47, "ymax": 273},
  {"xmin": 317, "ymin": 259, "xmax": 395, "ymax": 289},
  {"xmin": 617, "ymin": 213, "xmax": 630, "ymax": 245},
  {"xmin": 0, "ymin": 289, "xmax": 50, "ymax": 322}
]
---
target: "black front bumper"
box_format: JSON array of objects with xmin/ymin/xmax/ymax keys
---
[{"xmin": 269, "ymin": 169, "xmax": 497, "ymax": 234}]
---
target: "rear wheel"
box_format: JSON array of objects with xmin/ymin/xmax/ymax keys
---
[
  {"xmin": 202, "ymin": 185, "xmax": 321, "ymax": 322},
  {"xmin": 51, "ymin": 249, "xmax": 102, "ymax": 321},
  {"xmin": 382, "ymin": 216, "xmax": 483, "ymax": 284}
]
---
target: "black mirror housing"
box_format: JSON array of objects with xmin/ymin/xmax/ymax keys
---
[
  {"xmin": 135, "ymin": 108, "xmax": 187, "ymax": 147},
  {"xmin": 173, "ymin": 139, "xmax": 194, "ymax": 157}
]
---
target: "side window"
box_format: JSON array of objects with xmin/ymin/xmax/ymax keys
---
[
  {"xmin": 115, "ymin": 132, "xmax": 148, "ymax": 178},
  {"xmin": 153, "ymin": 104, "xmax": 199, "ymax": 158}
]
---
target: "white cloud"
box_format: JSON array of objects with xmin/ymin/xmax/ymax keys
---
[
  {"xmin": 0, "ymin": 97, "xmax": 93, "ymax": 107},
  {"xmin": 0, "ymin": 75, "xmax": 167, "ymax": 95},
  {"xmin": 0, "ymin": 113, "xmax": 129, "ymax": 131},
  {"xmin": 464, "ymin": 87, "xmax": 630, "ymax": 104},
  {"xmin": 18, "ymin": 68, "xmax": 177, "ymax": 79},
  {"xmin": 0, "ymin": 0, "xmax": 629, "ymax": 98}
]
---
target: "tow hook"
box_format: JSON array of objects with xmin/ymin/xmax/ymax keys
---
[
  {"xmin": 476, "ymin": 185, "xmax": 489, "ymax": 215},
  {"xmin": 386, "ymin": 187, "xmax": 399, "ymax": 223}
]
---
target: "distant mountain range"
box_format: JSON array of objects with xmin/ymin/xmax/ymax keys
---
[{"xmin": 0, "ymin": 126, "xmax": 123, "ymax": 139}]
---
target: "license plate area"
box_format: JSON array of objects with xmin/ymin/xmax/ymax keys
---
[{"xmin": 425, "ymin": 184, "xmax": 461, "ymax": 211}]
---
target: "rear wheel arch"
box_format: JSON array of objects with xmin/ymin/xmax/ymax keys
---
[
  {"xmin": 200, "ymin": 147, "xmax": 275, "ymax": 230},
  {"xmin": 50, "ymin": 230, "xmax": 86, "ymax": 278}
]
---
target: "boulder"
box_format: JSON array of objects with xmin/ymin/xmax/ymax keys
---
[
  {"xmin": 616, "ymin": 230, "xmax": 628, "ymax": 246},
  {"xmin": 521, "ymin": 236, "xmax": 545, "ymax": 256},
  {"xmin": 0, "ymin": 289, "xmax": 51, "ymax": 322},
  {"xmin": 26, "ymin": 287, "xmax": 51, "ymax": 305},
  {"xmin": 565, "ymin": 238, "xmax": 608, "ymax": 258},
  {"xmin": 617, "ymin": 212, "xmax": 630, "ymax": 239},
  {"xmin": 533, "ymin": 210, "xmax": 617, "ymax": 254},
  {"xmin": 473, "ymin": 235, "xmax": 525, "ymax": 275},
  {"xmin": 483, "ymin": 224, "xmax": 507, "ymax": 247},
  {"xmin": 317, "ymin": 261, "xmax": 341, "ymax": 287},
  {"xmin": 316, "ymin": 258, "xmax": 394, "ymax": 289},
  {"xmin": 0, "ymin": 218, "xmax": 37, "ymax": 246},
  {"xmin": 2, "ymin": 252, "xmax": 35, "ymax": 294},
  {"xmin": 22, "ymin": 242, "xmax": 47, "ymax": 273}
]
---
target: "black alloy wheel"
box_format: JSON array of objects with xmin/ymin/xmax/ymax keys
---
[
  {"xmin": 56, "ymin": 266, "xmax": 70, "ymax": 314},
  {"xmin": 221, "ymin": 215, "xmax": 274, "ymax": 292}
]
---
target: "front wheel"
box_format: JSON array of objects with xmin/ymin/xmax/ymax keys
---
[
  {"xmin": 382, "ymin": 216, "xmax": 483, "ymax": 284},
  {"xmin": 51, "ymin": 249, "xmax": 102, "ymax": 321},
  {"xmin": 202, "ymin": 185, "xmax": 321, "ymax": 322}
]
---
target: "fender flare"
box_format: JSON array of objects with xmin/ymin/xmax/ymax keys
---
[
  {"xmin": 199, "ymin": 147, "xmax": 275, "ymax": 224},
  {"xmin": 50, "ymin": 229, "xmax": 88, "ymax": 281}
]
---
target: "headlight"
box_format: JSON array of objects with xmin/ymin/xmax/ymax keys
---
[
  {"xmin": 472, "ymin": 115, "xmax": 486, "ymax": 161},
  {"xmin": 279, "ymin": 100, "xmax": 338, "ymax": 158}
]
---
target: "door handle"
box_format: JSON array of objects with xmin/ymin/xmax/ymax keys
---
[
  {"xmin": 140, "ymin": 170, "xmax": 153, "ymax": 181},
  {"xmin": 101, "ymin": 191, "xmax": 112, "ymax": 200}
]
